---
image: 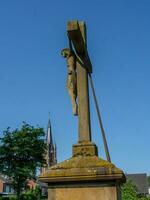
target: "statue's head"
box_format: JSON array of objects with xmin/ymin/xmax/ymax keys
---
[{"xmin": 61, "ymin": 48, "xmax": 72, "ymax": 58}]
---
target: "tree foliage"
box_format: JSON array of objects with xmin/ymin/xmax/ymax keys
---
[
  {"xmin": 122, "ymin": 180, "xmax": 150, "ymax": 200},
  {"xmin": 121, "ymin": 180, "xmax": 138, "ymax": 200},
  {"xmin": 0, "ymin": 122, "xmax": 47, "ymax": 199},
  {"xmin": 147, "ymin": 176, "xmax": 150, "ymax": 186}
]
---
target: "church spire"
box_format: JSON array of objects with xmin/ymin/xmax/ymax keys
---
[
  {"xmin": 47, "ymin": 118, "xmax": 53, "ymax": 146},
  {"xmin": 46, "ymin": 117, "xmax": 57, "ymax": 168}
]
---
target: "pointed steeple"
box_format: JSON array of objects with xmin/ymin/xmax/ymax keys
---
[
  {"xmin": 45, "ymin": 117, "xmax": 57, "ymax": 168},
  {"xmin": 41, "ymin": 117, "xmax": 57, "ymax": 173},
  {"xmin": 47, "ymin": 118, "xmax": 53, "ymax": 146}
]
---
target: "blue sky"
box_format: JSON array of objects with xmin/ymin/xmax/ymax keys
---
[{"xmin": 0, "ymin": 0, "xmax": 150, "ymax": 175}]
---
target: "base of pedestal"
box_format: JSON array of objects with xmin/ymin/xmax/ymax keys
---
[{"xmin": 48, "ymin": 185, "xmax": 121, "ymax": 200}]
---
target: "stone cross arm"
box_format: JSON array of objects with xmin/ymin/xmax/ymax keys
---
[{"xmin": 67, "ymin": 21, "xmax": 92, "ymax": 74}]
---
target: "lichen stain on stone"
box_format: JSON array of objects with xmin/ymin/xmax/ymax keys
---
[{"xmin": 40, "ymin": 155, "xmax": 123, "ymax": 180}]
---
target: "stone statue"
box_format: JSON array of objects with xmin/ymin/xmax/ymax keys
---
[{"xmin": 61, "ymin": 48, "xmax": 78, "ymax": 116}]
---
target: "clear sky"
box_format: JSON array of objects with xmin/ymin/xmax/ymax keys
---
[{"xmin": 0, "ymin": 0, "xmax": 150, "ymax": 175}]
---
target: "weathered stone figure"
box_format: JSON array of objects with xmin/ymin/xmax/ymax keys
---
[{"xmin": 61, "ymin": 48, "xmax": 78, "ymax": 115}]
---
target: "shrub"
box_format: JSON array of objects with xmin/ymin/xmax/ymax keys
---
[
  {"xmin": 9, "ymin": 197, "xmax": 17, "ymax": 200},
  {"xmin": 19, "ymin": 191, "xmax": 37, "ymax": 200},
  {"xmin": 18, "ymin": 186, "xmax": 42, "ymax": 200},
  {"xmin": 0, "ymin": 197, "xmax": 16, "ymax": 200}
]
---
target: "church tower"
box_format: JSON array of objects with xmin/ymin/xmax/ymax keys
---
[
  {"xmin": 46, "ymin": 118, "xmax": 57, "ymax": 167},
  {"xmin": 41, "ymin": 118, "xmax": 57, "ymax": 174}
]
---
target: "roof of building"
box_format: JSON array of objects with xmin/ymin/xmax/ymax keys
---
[{"xmin": 126, "ymin": 173, "xmax": 148, "ymax": 195}]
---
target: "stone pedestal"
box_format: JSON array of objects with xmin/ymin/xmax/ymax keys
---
[
  {"xmin": 48, "ymin": 186, "xmax": 120, "ymax": 200},
  {"xmin": 39, "ymin": 142, "xmax": 125, "ymax": 200}
]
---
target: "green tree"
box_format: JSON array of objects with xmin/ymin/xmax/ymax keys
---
[
  {"xmin": 0, "ymin": 122, "xmax": 47, "ymax": 199},
  {"xmin": 121, "ymin": 180, "xmax": 138, "ymax": 200},
  {"xmin": 147, "ymin": 176, "xmax": 150, "ymax": 186}
]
